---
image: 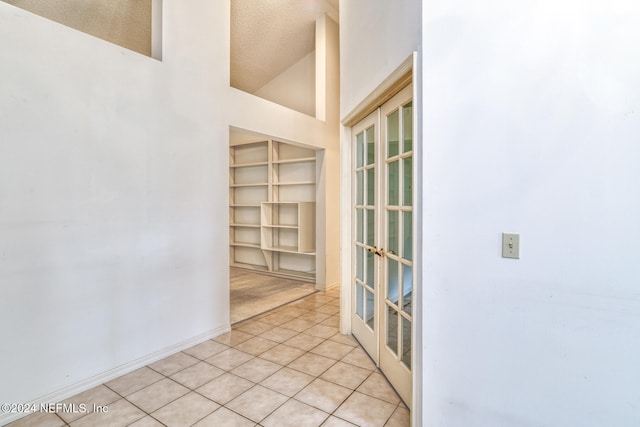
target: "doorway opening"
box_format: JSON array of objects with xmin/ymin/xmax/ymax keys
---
[
  {"xmin": 229, "ymin": 126, "xmax": 321, "ymax": 323},
  {"xmin": 340, "ymin": 55, "xmax": 418, "ymax": 411}
]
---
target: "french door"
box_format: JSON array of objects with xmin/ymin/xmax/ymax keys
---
[{"xmin": 352, "ymin": 84, "xmax": 413, "ymax": 407}]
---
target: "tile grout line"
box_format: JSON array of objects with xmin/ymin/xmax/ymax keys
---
[{"xmin": 18, "ymin": 290, "xmax": 401, "ymax": 427}]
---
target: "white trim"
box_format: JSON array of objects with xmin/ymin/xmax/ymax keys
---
[
  {"xmin": 342, "ymin": 55, "xmax": 414, "ymax": 127},
  {"xmin": 409, "ymin": 51, "xmax": 422, "ymax": 427},
  {"xmin": 340, "ymin": 123, "xmax": 353, "ymax": 335},
  {"xmin": 0, "ymin": 324, "xmax": 230, "ymax": 426}
]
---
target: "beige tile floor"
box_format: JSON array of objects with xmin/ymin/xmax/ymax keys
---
[
  {"xmin": 230, "ymin": 268, "xmax": 317, "ymax": 324},
  {"xmin": 8, "ymin": 287, "xmax": 409, "ymax": 427}
]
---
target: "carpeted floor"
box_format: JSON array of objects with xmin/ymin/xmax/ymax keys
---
[{"xmin": 230, "ymin": 268, "xmax": 316, "ymax": 324}]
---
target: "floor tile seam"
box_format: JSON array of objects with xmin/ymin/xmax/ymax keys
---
[
  {"xmin": 338, "ymin": 355, "xmax": 377, "ymax": 371},
  {"xmin": 211, "ymin": 399, "xmax": 269, "ymax": 426},
  {"xmin": 327, "ymin": 389, "xmax": 399, "ymax": 427},
  {"xmin": 96, "ymin": 397, "xmax": 149, "ymax": 426},
  {"xmin": 379, "ymin": 402, "xmax": 399, "ymax": 426},
  {"xmin": 198, "ymin": 352, "xmax": 254, "ymax": 374},
  {"xmin": 143, "ymin": 412, "xmax": 170, "ymax": 427},
  {"xmin": 234, "ymin": 331, "xmax": 307, "ymax": 355},
  {"xmin": 181, "ymin": 340, "xmax": 231, "ymax": 362},
  {"xmin": 323, "ymin": 387, "xmax": 358, "ymax": 423},
  {"xmin": 257, "ymin": 328, "xmax": 307, "ymax": 344},
  {"xmin": 255, "ymin": 340, "xmax": 306, "ymax": 359},
  {"xmin": 153, "ymin": 399, "xmax": 221, "ymax": 427},
  {"xmin": 239, "ymin": 309, "xmax": 306, "ymax": 327},
  {"xmin": 123, "ymin": 377, "xmax": 193, "ymax": 415},
  {"xmin": 318, "ymin": 362, "xmax": 373, "ymax": 393},
  {"xmin": 283, "ymin": 344, "xmax": 339, "ymax": 378},
  {"xmin": 354, "ymin": 371, "xmax": 403, "ymax": 405},
  {"xmin": 226, "ymin": 383, "xmax": 289, "ymax": 425},
  {"xmin": 53, "ymin": 413, "xmax": 68, "ymax": 427},
  {"xmin": 254, "ymin": 392, "xmax": 331, "ymax": 426},
  {"xmin": 324, "ymin": 413, "xmax": 358, "ymax": 427},
  {"xmin": 146, "ymin": 352, "xmax": 201, "ymax": 377},
  {"xmin": 191, "ymin": 386, "xmax": 246, "ymax": 409},
  {"xmin": 254, "ymin": 364, "xmax": 293, "ymax": 389},
  {"xmin": 268, "ymin": 321, "xmax": 315, "ymax": 334},
  {"xmin": 289, "ymin": 392, "xmax": 349, "ymax": 417},
  {"xmin": 102, "ymin": 377, "xmax": 163, "ymax": 401}
]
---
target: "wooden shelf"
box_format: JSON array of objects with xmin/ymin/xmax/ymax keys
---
[
  {"xmin": 230, "ymin": 204, "xmax": 261, "ymax": 208},
  {"xmin": 273, "ymin": 157, "xmax": 316, "ymax": 164},
  {"xmin": 230, "ymin": 183, "xmax": 268, "ymax": 188},
  {"xmin": 230, "ymin": 139, "xmax": 317, "ymax": 281},
  {"xmin": 262, "ymin": 245, "xmax": 299, "ymax": 253},
  {"xmin": 230, "ymin": 242, "xmax": 261, "ymax": 249},
  {"xmin": 263, "ymin": 246, "xmax": 316, "ymax": 255},
  {"xmin": 273, "ymin": 181, "xmax": 315, "ymax": 186},
  {"xmin": 230, "ymin": 161, "xmax": 268, "ymax": 168}
]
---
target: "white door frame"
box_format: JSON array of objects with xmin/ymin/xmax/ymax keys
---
[{"xmin": 339, "ymin": 52, "xmax": 422, "ymax": 424}]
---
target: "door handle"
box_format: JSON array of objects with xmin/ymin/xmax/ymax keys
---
[{"xmin": 367, "ymin": 246, "xmax": 386, "ymax": 257}]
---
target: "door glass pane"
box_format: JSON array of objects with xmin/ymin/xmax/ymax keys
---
[
  {"xmin": 388, "ymin": 161, "xmax": 399, "ymax": 206},
  {"xmin": 388, "ymin": 210, "xmax": 398, "ymax": 255},
  {"xmin": 366, "ymin": 289, "xmax": 375, "ymax": 329},
  {"xmin": 366, "ymin": 209, "xmax": 375, "ymax": 246},
  {"xmin": 366, "ymin": 126, "xmax": 375, "ymax": 165},
  {"xmin": 366, "ymin": 168, "xmax": 375, "ymax": 206},
  {"xmin": 387, "ymin": 306, "xmax": 398, "ymax": 355},
  {"xmin": 402, "ymin": 316, "xmax": 411, "ymax": 368},
  {"xmin": 387, "ymin": 110, "xmax": 399, "ymax": 158},
  {"xmin": 356, "ymin": 283, "xmax": 363, "ymax": 319},
  {"xmin": 356, "ymin": 171, "xmax": 363, "ymax": 205},
  {"xmin": 356, "ymin": 132, "xmax": 364, "ymax": 167},
  {"xmin": 402, "ymin": 102, "xmax": 412, "ymax": 153},
  {"xmin": 356, "ymin": 246, "xmax": 364, "ymax": 281},
  {"xmin": 366, "ymin": 249, "xmax": 375, "ymax": 288},
  {"xmin": 403, "ymin": 211, "xmax": 412, "ymax": 261},
  {"xmin": 387, "ymin": 258, "xmax": 399, "ymax": 304},
  {"xmin": 402, "ymin": 264, "xmax": 412, "ymax": 315},
  {"xmin": 356, "ymin": 208, "xmax": 363, "ymax": 243},
  {"xmin": 403, "ymin": 156, "xmax": 412, "ymax": 206}
]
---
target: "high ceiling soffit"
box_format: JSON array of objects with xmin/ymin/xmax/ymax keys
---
[{"xmin": 231, "ymin": 0, "xmax": 338, "ymax": 93}]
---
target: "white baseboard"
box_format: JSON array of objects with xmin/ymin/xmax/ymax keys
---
[{"xmin": 0, "ymin": 324, "xmax": 231, "ymax": 426}]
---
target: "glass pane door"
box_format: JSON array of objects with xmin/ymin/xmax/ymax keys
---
[
  {"xmin": 350, "ymin": 84, "xmax": 413, "ymax": 408},
  {"xmin": 351, "ymin": 111, "xmax": 378, "ymax": 359},
  {"xmin": 379, "ymin": 85, "xmax": 413, "ymax": 408},
  {"xmin": 385, "ymin": 100, "xmax": 413, "ymax": 369}
]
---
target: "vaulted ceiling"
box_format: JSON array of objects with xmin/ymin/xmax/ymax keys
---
[
  {"xmin": 230, "ymin": 0, "xmax": 338, "ymax": 93},
  {"xmin": 2, "ymin": 0, "xmax": 340, "ymax": 95}
]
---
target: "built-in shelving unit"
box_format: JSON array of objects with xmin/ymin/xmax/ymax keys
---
[{"xmin": 230, "ymin": 140, "xmax": 316, "ymax": 281}]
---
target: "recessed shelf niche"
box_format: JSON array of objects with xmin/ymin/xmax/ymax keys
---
[{"xmin": 229, "ymin": 139, "xmax": 316, "ymax": 281}]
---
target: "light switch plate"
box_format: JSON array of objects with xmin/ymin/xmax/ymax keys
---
[{"xmin": 502, "ymin": 233, "xmax": 520, "ymax": 259}]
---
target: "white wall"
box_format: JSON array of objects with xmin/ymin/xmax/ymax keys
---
[
  {"xmin": 422, "ymin": 0, "xmax": 640, "ymax": 426},
  {"xmin": 0, "ymin": 0, "xmax": 339, "ymax": 423},
  {"xmin": 339, "ymin": 0, "xmax": 421, "ymax": 116},
  {"xmin": 254, "ymin": 51, "xmax": 316, "ymax": 117},
  {"xmin": 0, "ymin": 2, "xmax": 229, "ymax": 415}
]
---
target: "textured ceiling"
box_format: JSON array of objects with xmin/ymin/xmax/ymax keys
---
[
  {"xmin": 2, "ymin": 0, "xmax": 151, "ymax": 56},
  {"xmin": 231, "ymin": 0, "xmax": 338, "ymax": 93}
]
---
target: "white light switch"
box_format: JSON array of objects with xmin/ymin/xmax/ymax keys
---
[{"xmin": 502, "ymin": 233, "xmax": 520, "ymax": 259}]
